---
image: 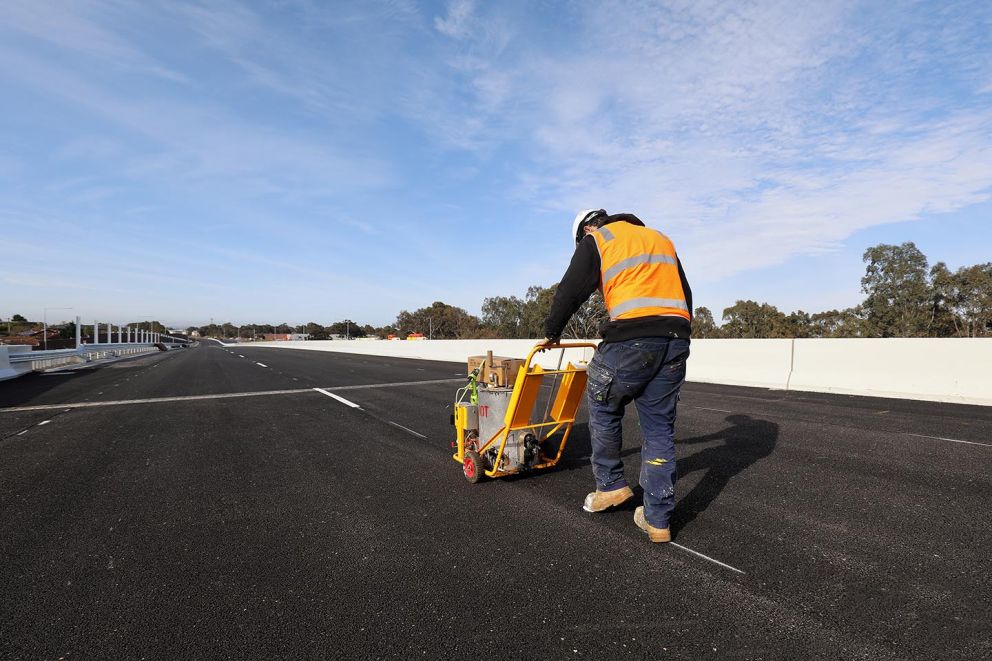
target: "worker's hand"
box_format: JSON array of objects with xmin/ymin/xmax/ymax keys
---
[{"xmin": 537, "ymin": 337, "xmax": 559, "ymax": 350}]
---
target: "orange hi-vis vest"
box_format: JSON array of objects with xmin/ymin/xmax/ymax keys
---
[{"xmin": 591, "ymin": 222, "xmax": 690, "ymax": 322}]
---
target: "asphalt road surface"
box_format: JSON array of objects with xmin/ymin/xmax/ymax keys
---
[{"xmin": 1, "ymin": 342, "xmax": 989, "ymax": 660}]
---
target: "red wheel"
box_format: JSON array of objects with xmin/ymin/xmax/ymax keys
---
[{"xmin": 463, "ymin": 450, "xmax": 486, "ymax": 484}]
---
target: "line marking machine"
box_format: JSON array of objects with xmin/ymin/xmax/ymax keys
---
[{"xmin": 451, "ymin": 342, "xmax": 595, "ymax": 483}]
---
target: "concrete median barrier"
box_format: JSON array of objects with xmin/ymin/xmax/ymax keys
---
[
  {"xmin": 232, "ymin": 337, "xmax": 992, "ymax": 405},
  {"xmin": 685, "ymin": 339, "xmax": 794, "ymax": 390},
  {"xmin": 789, "ymin": 338, "xmax": 992, "ymax": 406},
  {"xmin": 234, "ymin": 339, "xmax": 598, "ymax": 370},
  {"xmin": 0, "ymin": 346, "xmax": 18, "ymax": 381}
]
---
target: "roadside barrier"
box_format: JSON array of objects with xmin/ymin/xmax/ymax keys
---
[
  {"xmin": 0, "ymin": 344, "xmax": 161, "ymax": 381},
  {"xmin": 228, "ymin": 337, "xmax": 992, "ymax": 406}
]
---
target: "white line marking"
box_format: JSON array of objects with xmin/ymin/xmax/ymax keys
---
[
  {"xmin": 0, "ymin": 378, "xmax": 465, "ymax": 413},
  {"xmin": 690, "ymin": 406, "xmax": 732, "ymax": 413},
  {"xmin": 671, "ymin": 543, "xmax": 745, "ymax": 574},
  {"xmin": 329, "ymin": 378, "xmax": 462, "ymax": 392},
  {"xmin": 313, "ymin": 388, "xmax": 361, "ymax": 408},
  {"xmin": 388, "ymin": 421, "xmax": 427, "ymax": 439},
  {"xmin": 905, "ymin": 433, "xmax": 992, "ymax": 448},
  {"xmin": 255, "ymin": 362, "xmax": 267, "ymax": 368},
  {"xmin": 238, "ymin": 355, "xmax": 245, "ymax": 358},
  {"xmin": 1, "ymin": 389, "xmax": 311, "ymax": 412},
  {"xmin": 17, "ymin": 430, "xmax": 28, "ymax": 436},
  {"xmin": 38, "ymin": 420, "xmax": 51, "ymax": 426}
]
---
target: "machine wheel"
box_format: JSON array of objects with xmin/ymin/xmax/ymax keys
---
[{"xmin": 463, "ymin": 450, "xmax": 487, "ymax": 483}]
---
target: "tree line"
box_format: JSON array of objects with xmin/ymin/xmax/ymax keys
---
[
  {"xmin": 693, "ymin": 242, "xmax": 991, "ymax": 338},
  {"xmin": 192, "ymin": 241, "xmax": 989, "ymax": 341}
]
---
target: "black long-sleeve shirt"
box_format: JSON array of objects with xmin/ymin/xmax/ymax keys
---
[{"xmin": 544, "ymin": 215, "xmax": 693, "ymax": 344}]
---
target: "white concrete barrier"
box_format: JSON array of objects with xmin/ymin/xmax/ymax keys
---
[
  {"xmin": 235, "ymin": 339, "xmax": 598, "ymax": 370},
  {"xmin": 0, "ymin": 346, "xmax": 17, "ymax": 381},
  {"xmin": 789, "ymin": 338, "xmax": 992, "ymax": 406},
  {"xmin": 231, "ymin": 337, "xmax": 992, "ymax": 406},
  {"xmin": 685, "ymin": 339, "xmax": 794, "ymax": 390}
]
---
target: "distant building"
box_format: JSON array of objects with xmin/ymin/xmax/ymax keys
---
[
  {"xmin": 261, "ymin": 333, "xmax": 309, "ymax": 341},
  {"xmin": 29, "ymin": 328, "xmax": 60, "ymax": 340}
]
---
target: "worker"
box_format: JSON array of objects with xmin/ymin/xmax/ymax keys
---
[{"xmin": 543, "ymin": 209, "xmax": 692, "ymax": 543}]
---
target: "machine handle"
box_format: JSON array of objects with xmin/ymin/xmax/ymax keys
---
[{"xmin": 524, "ymin": 342, "xmax": 598, "ymax": 369}]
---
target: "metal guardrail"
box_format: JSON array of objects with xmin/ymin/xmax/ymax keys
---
[{"xmin": 7, "ymin": 344, "xmax": 161, "ymax": 372}]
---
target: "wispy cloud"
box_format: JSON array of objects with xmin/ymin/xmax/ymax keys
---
[
  {"xmin": 1, "ymin": 0, "xmax": 990, "ymax": 324},
  {"xmin": 3, "ymin": 0, "xmax": 189, "ymax": 82},
  {"xmin": 478, "ymin": 1, "xmax": 992, "ymax": 279},
  {"xmin": 434, "ymin": 0, "xmax": 475, "ymax": 39}
]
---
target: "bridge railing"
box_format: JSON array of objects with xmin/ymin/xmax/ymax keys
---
[{"xmin": 0, "ymin": 343, "xmax": 167, "ymax": 380}]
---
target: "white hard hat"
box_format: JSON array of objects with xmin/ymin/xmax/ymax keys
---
[{"xmin": 571, "ymin": 209, "xmax": 606, "ymax": 245}]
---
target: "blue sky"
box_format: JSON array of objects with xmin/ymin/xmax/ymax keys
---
[{"xmin": 2, "ymin": 0, "xmax": 990, "ymax": 328}]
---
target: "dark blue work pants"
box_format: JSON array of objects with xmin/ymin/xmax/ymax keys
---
[{"xmin": 586, "ymin": 337, "xmax": 690, "ymax": 529}]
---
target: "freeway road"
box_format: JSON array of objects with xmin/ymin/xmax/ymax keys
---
[{"xmin": 1, "ymin": 342, "xmax": 990, "ymax": 659}]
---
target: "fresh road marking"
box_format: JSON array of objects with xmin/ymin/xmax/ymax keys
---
[
  {"xmin": 690, "ymin": 406, "xmax": 732, "ymax": 413},
  {"xmin": 256, "ymin": 362, "xmax": 268, "ymax": 368},
  {"xmin": 0, "ymin": 389, "xmax": 312, "ymax": 412},
  {"xmin": 671, "ymin": 543, "xmax": 745, "ymax": 574},
  {"xmin": 313, "ymin": 388, "xmax": 361, "ymax": 409},
  {"xmin": 238, "ymin": 355, "xmax": 245, "ymax": 358},
  {"xmin": 905, "ymin": 433, "xmax": 992, "ymax": 448},
  {"xmin": 0, "ymin": 378, "xmax": 464, "ymax": 413},
  {"xmin": 330, "ymin": 378, "xmax": 462, "ymax": 392},
  {"xmin": 388, "ymin": 421, "xmax": 427, "ymax": 439},
  {"xmin": 38, "ymin": 420, "xmax": 51, "ymax": 426}
]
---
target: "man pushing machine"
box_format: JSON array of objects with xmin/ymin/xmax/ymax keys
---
[{"xmin": 542, "ymin": 209, "xmax": 693, "ymax": 543}]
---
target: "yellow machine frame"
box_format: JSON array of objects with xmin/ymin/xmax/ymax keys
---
[{"xmin": 452, "ymin": 342, "xmax": 596, "ymax": 479}]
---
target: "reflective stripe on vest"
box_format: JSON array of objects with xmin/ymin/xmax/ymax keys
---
[
  {"xmin": 602, "ymin": 253, "xmax": 678, "ymax": 285},
  {"xmin": 610, "ymin": 297, "xmax": 689, "ymax": 318},
  {"xmin": 592, "ymin": 222, "xmax": 689, "ymax": 322}
]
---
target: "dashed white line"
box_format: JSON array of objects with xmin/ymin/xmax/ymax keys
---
[
  {"xmin": 671, "ymin": 543, "xmax": 745, "ymax": 574},
  {"xmin": 255, "ymin": 362, "xmax": 268, "ymax": 368},
  {"xmin": 905, "ymin": 433, "xmax": 991, "ymax": 448},
  {"xmin": 388, "ymin": 421, "xmax": 427, "ymax": 439},
  {"xmin": 690, "ymin": 406, "xmax": 732, "ymax": 414},
  {"xmin": 313, "ymin": 388, "xmax": 361, "ymax": 409},
  {"xmin": 38, "ymin": 420, "xmax": 51, "ymax": 426},
  {"xmin": 238, "ymin": 355, "xmax": 245, "ymax": 358}
]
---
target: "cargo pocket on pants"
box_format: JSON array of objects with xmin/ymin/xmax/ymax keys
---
[{"xmin": 586, "ymin": 361, "xmax": 614, "ymax": 404}]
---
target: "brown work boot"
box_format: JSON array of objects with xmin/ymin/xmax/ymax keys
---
[
  {"xmin": 582, "ymin": 486, "xmax": 634, "ymax": 513},
  {"xmin": 634, "ymin": 506, "xmax": 671, "ymax": 543}
]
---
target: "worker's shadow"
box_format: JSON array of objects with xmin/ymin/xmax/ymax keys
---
[
  {"xmin": 554, "ymin": 414, "xmax": 777, "ymax": 532},
  {"xmin": 669, "ymin": 414, "xmax": 778, "ymax": 534}
]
